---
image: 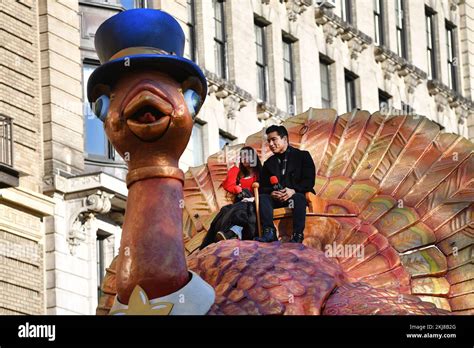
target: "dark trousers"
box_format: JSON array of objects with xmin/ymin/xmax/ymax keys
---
[{"xmin": 259, "ymin": 193, "xmax": 307, "ymax": 235}]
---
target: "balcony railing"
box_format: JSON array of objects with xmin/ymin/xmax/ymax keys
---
[{"xmin": 0, "ymin": 114, "xmax": 13, "ymax": 167}]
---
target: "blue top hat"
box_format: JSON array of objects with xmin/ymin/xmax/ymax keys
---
[{"xmin": 87, "ymin": 9, "xmax": 207, "ymax": 103}]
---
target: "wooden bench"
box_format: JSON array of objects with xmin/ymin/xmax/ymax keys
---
[{"xmin": 252, "ymin": 182, "xmax": 359, "ymax": 239}]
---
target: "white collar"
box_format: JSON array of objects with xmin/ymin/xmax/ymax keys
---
[{"xmin": 110, "ymin": 270, "xmax": 215, "ymax": 315}]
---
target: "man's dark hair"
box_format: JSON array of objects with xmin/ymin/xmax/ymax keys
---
[{"xmin": 265, "ymin": 125, "xmax": 288, "ymax": 139}]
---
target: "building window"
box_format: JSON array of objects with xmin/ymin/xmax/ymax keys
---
[
  {"xmin": 340, "ymin": 0, "xmax": 352, "ymax": 24},
  {"xmin": 83, "ymin": 63, "xmax": 115, "ymax": 161},
  {"xmin": 213, "ymin": 0, "xmax": 227, "ymax": 79},
  {"xmin": 283, "ymin": 36, "xmax": 295, "ymax": 115},
  {"xmin": 0, "ymin": 115, "xmax": 13, "ymax": 167},
  {"xmin": 378, "ymin": 89, "xmax": 392, "ymax": 112},
  {"xmin": 319, "ymin": 56, "xmax": 332, "ymax": 108},
  {"xmin": 446, "ymin": 21, "xmax": 458, "ymax": 92},
  {"xmin": 373, "ymin": 0, "xmax": 384, "ymax": 46},
  {"xmin": 344, "ymin": 69, "xmax": 358, "ymax": 112},
  {"xmin": 395, "ymin": 0, "xmax": 407, "ymax": 59},
  {"xmin": 96, "ymin": 233, "xmax": 106, "ymax": 300},
  {"xmin": 219, "ymin": 129, "xmax": 236, "ymax": 149},
  {"xmin": 425, "ymin": 7, "xmax": 437, "ymax": 79},
  {"xmin": 116, "ymin": 0, "xmax": 147, "ymax": 9},
  {"xmin": 191, "ymin": 121, "xmax": 205, "ymax": 166},
  {"xmin": 255, "ymin": 21, "xmax": 268, "ymax": 102},
  {"xmin": 185, "ymin": 0, "xmax": 197, "ymax": 62}
]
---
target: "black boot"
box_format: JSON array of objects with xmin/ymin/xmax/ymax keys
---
[
  {"xmin": 254, "ymin": 227, "xmax": 278, "ymax": 243},
  {"xmin": 216, "ymin": 230, "xmax": 238, "ymax": 241},
  {"xmin": 289, "ymin": 232, "xmax": 304, "ymax": 243}
]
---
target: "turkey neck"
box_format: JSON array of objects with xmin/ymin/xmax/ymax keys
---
[{"xmin": 116, "ymin": 176, "xmax": 189, "ymax": 304}]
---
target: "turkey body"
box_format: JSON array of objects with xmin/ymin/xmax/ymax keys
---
[{"xmin": 188, "ymin": 240, "xmax": 449, "ymax": 315}]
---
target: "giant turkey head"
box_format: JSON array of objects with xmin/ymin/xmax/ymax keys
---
[{"xmin": 90, "ymin": 69, "xmax": 203, "ymax": 184}]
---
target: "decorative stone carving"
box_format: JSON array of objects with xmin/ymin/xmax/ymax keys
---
[
  {"xmin": 261, "ymin": 0, "xmax": 312, "ymax": 22},
  {"xmin": 427, "ymin": 79, "xmax": 473, "ymax": 119},
  {"xmin": 456, "ymin": 104, "xmax": 470, "ymax": 125},
  {"xmin": 321, "ymin": 21, "xmax": 340, "ymax": 44},
  {"xmin": 70, "ymin": 174, "xmax": 101, "ymax": 189},
  {"xmin": 86, "ymin": 191, "xmax": 113, "ymax": 214},
  {"xmin": 315, "ymin": 7, "xmax": 371, "ymax": 58},
  {"xmin": 449, "ymin": 0, "xmax": 460, "ymax": 11},
  {"xmin": 345, "ymin": 34, "xmax": 370, "ymax": 60},
  {"xmin": 374, "ymin": 45, "xmax": 427, "ymax": 90},
  {"xmin": 374, "ymin": 46, "xmax": 403, "ymax": 80},
  {"xmin": 67, "ymin": 190, "xmax": 114, "ymax": 255},
  {"xmin": 256, "ymin": 101, "xmax": 288, "ymax": 121},
  {"xmin": 69, "ymin": 212, "xmax": 92, "ymax": 255},
  {"xmin": 204, "ymin": 69, "xmax": 251, "ymax": 119},
  {"xmin": 222, "ymin": 95, "xmax": 242, "ymax": 120},
  {"xmin": 428, "ymin": 79, "xmax": 457, "ymax": 112},
  {"xmin": 398, "ymin": 63, "xmax": 426, "ymax": 94},
  {"xmin": 284, "ymin": 0, "xmax": 312, "ymax": 21}
]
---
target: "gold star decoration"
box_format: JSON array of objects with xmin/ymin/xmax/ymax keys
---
[{"xmin": 110, "ymin": 285, "xmax": 174, "ymax": 315}]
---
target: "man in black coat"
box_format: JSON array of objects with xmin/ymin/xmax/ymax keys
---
[{"xmin": 256, "ymin": 125, "xmax": 316, "ymax": 243}]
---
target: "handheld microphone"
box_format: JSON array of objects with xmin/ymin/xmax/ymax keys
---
[{"xmin": 270, "ymin": 176, "xmax": 284, "ymax": 191}]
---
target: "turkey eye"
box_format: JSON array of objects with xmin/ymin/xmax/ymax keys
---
[
  {"xmin": 184, "ymin": 89, "xmax": 201, "ymax": 118},
  {"xmin": 93, "ymin": 94, "xmax": 110, "ymax": 122}
]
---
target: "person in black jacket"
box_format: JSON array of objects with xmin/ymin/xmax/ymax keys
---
[{"xmin": 256, "ymin": 125, "xmax": 316, "ymax": 243}]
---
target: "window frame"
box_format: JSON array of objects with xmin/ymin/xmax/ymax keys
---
[
  {"xmin": 191, "ymin": 119, "xmax": 206, "ymax": 166},
  {"xmin": 344, "ymin": 69, "xmax": 359, "ymax": 113},
  {"xmin": 82, "ymin": 61, "xmax": 118, "ymax": 163},
  {"xmin": 340, "ymin": 0, "xmax": 352, "ymax": 24},
  {"xmin": 378, "ymin": 89, "xmax": 392, "ymax": 112},
  {"xmin": 319, "ymin": 55, "xmax": 333, "ymax": 109},
  {"xmin": 395, "ymin": 0, "xmax": 407, "ymax": 59},
  {"xmin": 255, "ymin": 20, "xmax": 269, "ymax": 102},
  {"xmin": 96, "ymin": 232, "xmax": 107, "ymax": 300},
  {"xmin": 113, "ymin": 0, "xmax": 147, "ymax": 10},
  {"xmin": 282, "ymin": 35, "xmax": 296, "ymax": 115},
  {"xmin": 213, "ymin": 0, "xmax": 227, "ymax": 79},
  {"xmin": 186, "ymin": 0, "xmax": 197, "ymax": 62},
  {"xmin": 425, "ymin": 6, "xmax": 438, "ymax": 80},
  {"xmin": 373, "ymin": 0, "xmax": 385, "ymax": 46},
  {"xmin": 445, "ymin": 20, "xmax": 458, "ymax": 92},
  {"xmin": 218, "ymin": 128, "xmax": 236, "ymax": 150}
]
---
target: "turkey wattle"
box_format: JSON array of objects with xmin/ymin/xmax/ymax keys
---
[{"xmin": 98, "ymin": 108, "xmax": 473, "ymax": 315}]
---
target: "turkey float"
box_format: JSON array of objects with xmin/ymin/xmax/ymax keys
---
[
  {"xmin": 98, "ymin": 107, "xmax": 473, "ymax": 316},
  {"xmin": 88, "ymin": 9, "xmax": 473, "ymax": 316}
]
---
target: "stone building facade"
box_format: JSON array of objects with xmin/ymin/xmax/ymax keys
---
[
  {"xmin": 0, "ymin": 0, "xmax": 55, "ymax": 314},
  {"xmin": 0, "ymin": 0, "xmax": 473, "ymax": 314}
]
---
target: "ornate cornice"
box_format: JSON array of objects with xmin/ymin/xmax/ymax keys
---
[
  {"xmin": 398, "ymin": 62, "xmax": 427, "ymax": 94},
  {"xmin": 256, "ymin": 101, "xmax": 288, "ymax": 122},
  {"xmin": 204, "ymin": 69, "xmax": 252, "ymax": 119},
  {"xmin": 373, "ymin": 45, "xmax": 403, "ymax": 80},
  {"xmin": 262, "ymin": 0, "xmax": 312, "ymax": 22},
  {"xmin": 374, "ymin": 45, "xmax": 427, "ymax": 93},
  {"xmin": 427, "ymin": 79, "xmax": 474, "ymax": 123},
  {"xmin": 315, "ymin": 7, "xmax": 372, "ymax": 59}
]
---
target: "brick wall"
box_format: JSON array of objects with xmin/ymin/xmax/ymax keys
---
[
  {"xmin": 0, "ymin": 231, "xmax": 43, "ymax": 315},
  {"xmin": 0, "ymin": 0, "xmax": 43, "ymax": 192}
]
